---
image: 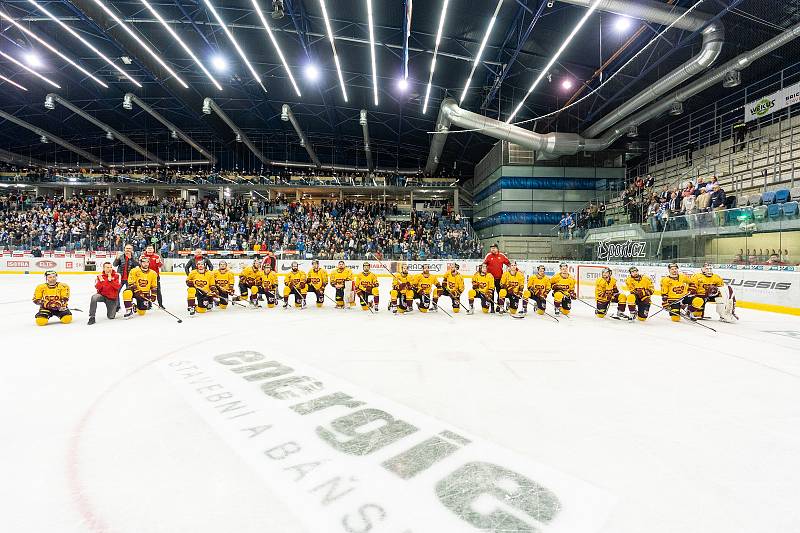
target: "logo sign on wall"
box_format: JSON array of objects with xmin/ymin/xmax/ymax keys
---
[
  {"xmin": 596, "ymin": 240, "xmax": 647, "ymax": 261},
  {"xmin": 745, "ymin": 81, "xmax": 800, "ymax": 122}
]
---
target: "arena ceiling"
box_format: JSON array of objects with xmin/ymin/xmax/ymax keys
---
[{"xmin": 0, "ymin": 0, "xmax": 798, "ymax": 174}]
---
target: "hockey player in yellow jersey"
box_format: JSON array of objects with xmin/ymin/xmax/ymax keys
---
[
  {"xmin": 237, "ymin": 259, "xmax": 263, "ymax": 307},
  {"xmin": 687, "ymin": 263, "xmax": 725, "ymax": 319},
  {"xmin": 33, "ymin": 270, "xmax": 72, "ymax": 326},
  {"xmin": 412, "ymin": 264, "xmax": 438, "ymax": 312},
  {"xmin": 498, "ymin": 261, "xmax": 525, "ymax": 315},
  {"xmin": 330, "ymin": 260, "xmax": 354, "ymax": 309},
  {"xmin": 306, "ymin": 259, "xmax": 329, "ymax": 307},
  {"xmin": 213, "ymin": 261, "xmax": 235, "ymax": 309},
  {"xmin": 123, "ymin": 256, "xmax": 158, "ymax": 318},
  {"xmin": 390, "ymin": 263, "xmax": 415, "ymax": 314},
  {"xmin": 435, "ymin": 263, "xmax": 465, "ymax": 313},
  {"xmin": 469, "ymin": 263, "xmax": 495, "ymax": 314},
  {"xmin": 354, "ymin": 262, "xmax": 380, "ymax": 312},
  {"xmin": 660, "ymin": 263, "xmax": 692, "ymax": 321},
  {"xmin": 283, "ymin": 261, "xmax": 308, "ymax": 308},
  {"xmin": 261, "ymin": 263, "xmax": 279, "ymax": 308},
  {"xmin": 522, "ymin": 265, "xmax": 551, "ymax": 316},
  {"xmin": 594, "ymin": 267, "xmax": 623, "ymax": 319},
  {"xmin": 186, "ymin": 261, "xmax": 217, "ymax": 315},
  {"xmin": 550, "ymin": 263, "xmax": 576, "ymax": 316},
  {"xmin": 624, "ymin": 266, "xmax": 654, "ymax": 321}
]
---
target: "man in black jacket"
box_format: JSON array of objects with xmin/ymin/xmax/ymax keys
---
[{"xmin": 184, "ymin": 248, "xmax": 214, "ymax": 274}]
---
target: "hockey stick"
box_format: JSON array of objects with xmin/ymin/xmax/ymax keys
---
[
  {"xmin": 69, "ymin": 307, "xmax": 84, "ymax": 313},
  {"xmin": 524, "ymin": 298, "xmax": 559, "ymax": 322},
  {"xmin": 650, "ymin": 301, "xmax": 717, "ymax": 332},
  {"xmin": 158, "ymin": 304, "xmax": 183, "ymax": 323}
]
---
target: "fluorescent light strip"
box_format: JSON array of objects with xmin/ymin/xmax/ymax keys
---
[
  {"xmin": 0, "ymin": 72, "xmax": 27, "ymax": 91},
  {"xmin": 26, "ymin": 0, "xmax": 141, "ymax": 87},
  {"xmin": 204, "ymin": 0, "xmax": 266, "ymax": 92},
  {"xmin": 90, "ymin": 0, "xmax": 188, "ymax": 88},
  {"xmin": 138, "ymin": 0, "xmax": 222, "ymax": 91},
  {"xmin": 507, "ymin": 0, "xmax": 603, "ymax": 123},
  {"xmin": 460, "ymin": 0, "xmax": 503, "ymax": 104},
  {"xmin": 319, "ymin": 0, "xmax": 348, "ymax": 102},
  {"xmin": 0, "ymin": 10, "xmax": 107, "ymax": 88},
  {"xmin": 366, "ymin": 0, "xmax": 378, "ymax": 106},
  {"xmin": 422, "ymin": 0, "xmax": 449, "ymax": 114},
  {"xmin": 0, "ymin": 49, "xmax": 60, "ymax": 88},
  {"xmin": 251, "ymin": 0, "xmax": 300, "ymax": 97}
]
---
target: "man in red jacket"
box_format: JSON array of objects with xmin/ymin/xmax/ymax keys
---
[
  {"xmin": 483, "ymin": 243, "xmax": 510, "ymax": 310},
  {"xmin": 143, "ymin": 244, "xmax": 164, "ymax": 308},
  {"xmin": 89, "ymin": 262, "xmax": 121, "ymax": 325}
]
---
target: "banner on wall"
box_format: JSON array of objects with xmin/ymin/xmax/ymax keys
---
[{"xmin": 744, "ymin": 80, "xmax": 800, "ymax": 122}]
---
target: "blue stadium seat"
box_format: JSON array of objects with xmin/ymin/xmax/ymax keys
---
[
  {"xmin": 767, "ymin": 203, "xmax": 782, "ymax": 219},
  {"xmin": 725, "ymin": 209, "xmax": 741, "ymax": 225},
  {"xmin": 782, "ymin": 201, "xmax": 798, "ymax": 218},
  {"xmin": 762, "ymin": 191, "xmax": 776, "ymax": 204},
  {"xmin": 753, "ymin": 205, "xmax": 767, "ymax": 221},
  {"xmin": 774, "ymin": 189, "xmax": 790, "ymax": 204}
]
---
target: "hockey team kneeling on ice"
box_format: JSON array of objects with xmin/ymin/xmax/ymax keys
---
[{"xmin": 31, "ymin": 253, "xmax": 738, "ymax": 326}]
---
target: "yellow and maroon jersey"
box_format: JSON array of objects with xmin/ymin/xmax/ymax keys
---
[
  {"xmin": 285, "ymin": 270, "xmax": 307, "ymax": 289},
  {"xmin": 355, "ymin": 271, "xmax": 379, "ymax": 293},
  {"xmin": 392, "ymin": 272, "xmax": 414, "ymax": 292},
  {"xmin": 527, "ymin": 274, "xmax": 551, "ymax": 297},
  {"xmin": 471, "ymin": 272, "xmax": 495, "ymax": 295},
  {"xmin": 214, "ymin": 270, "xmax": 235, "ymax": 294},
  {"xmin": 500, "ymin": 270, "xmax": 525, "ymax": 295},
  {"xmin": 661, "ymin": 274, "xmax": 691, "ymax": 301},
  {"xmin": 414, "ymin": 273, "xmax": 438, "ymax": 295},
  {"xmin": 330, "ymin": 268, "xmax": 353, "ymax": 288},
  {"xmin": 595, "ymin": 276, "xmax": 620, "ymax": 303},
  {"xmin": 239, "ymin": 266, "xmax": 263, "ymax": 287},
  {"xmin": 128, "ymin": 267, "xmax": 158, "ymax": 295},
  {"xmin": 690, "ymin": 272, "xmax": 724, "ymax": 296},
  {"xmin": 261, "ymin": 270, "xmax": 279, "ymax": 291},
  {"xmin": 306, "ymin": 267, "xmax": 328, "ymax": 289},
  {"xmin": 442, "ymin": 271, "xmax": 465, "ymax": 295},
  {"xmin": 187, "ymin": 270, "xmax": 216, "ymax": 293},
  {"xmin": 550, "ymin": 273, "xmax": 576, "ymax": 296},
  {"xmin": 625, "ymin": 275, "xmax": 654, "ymax": 298},
  {"xmin": 33, "ymin": 282, "xmax": 69, "ymax": 308}
]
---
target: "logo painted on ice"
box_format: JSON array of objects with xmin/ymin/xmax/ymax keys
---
[{"xmin": 596, "ymin": 240, "xmax": 647, "ymax": 261}]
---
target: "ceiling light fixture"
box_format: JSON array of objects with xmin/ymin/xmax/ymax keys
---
[
  {"xmin": 398, "ymin": 78, "xmax": 408, "ymax": 92},
  {"xmin": 91, "ymin": 0, "xmax": 188, "ymax": 88},
  {"xmin": 0, "ymin": 10, "xmax": 108, "ymax": 88},
  {"xmin": 24, "ymin": 52, "xmax": 42, "ymax": 68},
  {"xmin": 26, "ymin": 0, "xmax": 141, "ymax": 87},
  {"xmin": 304, "ymin": 63, "xmax": 320, "ymax": 81},
  {"xmin": 422, "ymin": 0, "xmax": 449, "ymax": 114},
  {"xmin": 615, "ymin": 17, "xmax": 631, "ymax": 32},
  {"xmin": 561, "ymin": 79, "xmax": 574, "ymax": 90},
  {"xmin": 0, "ymin": 50, "xmax": 60, "ymax": 88},
  {"xmin": 139, "ymin": 0, "xmax": 222, "ymax": 90},
  {"xmin": 251, "ymin": 0, "xmax": 300, "ymax": 96},
  {"xmin": 460, "ymin": 0, "xmax": 503, "ymax": 104},
  {"xmin": 0, "ymin": 72, "xmax": 27, "ymax": 91},
  {"xmin": 204, "ymin": 0, "xmax": 266, "ymax": 92},
  {"xmin": 507, "ymin": 0, "xmax": 603, "ymax": 123},
  {"xmin": 211, "ymin": 54, "xmax": 228, "ymax": 72},
  {"xmin": 319, "ymin": 0, "xmax": 348, "ymax": 102},
  {"xmin": 367, "ymin": 0, "xmax": 378, "ymax": 106}
]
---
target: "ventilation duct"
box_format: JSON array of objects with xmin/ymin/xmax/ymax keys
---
[
  {"xmin": 203, "ymin": 97, "xmax": 271, "ymax": 166},
  {"xmin": 281, "ymin": 104, "xmax": 321, "ymax": 168},
  {"xmin": 360, "ymin": 109, "xmax": 374, "ymax": 171}
]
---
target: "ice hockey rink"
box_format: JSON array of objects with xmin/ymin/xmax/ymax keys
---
[{"xmin": 2, "ymin": 272, "xmax": 800, "ymax": 533}]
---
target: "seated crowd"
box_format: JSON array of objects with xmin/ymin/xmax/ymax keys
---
[{"xmin": 0, "ymin": 192, "xmax": 481, "ymax": 260}]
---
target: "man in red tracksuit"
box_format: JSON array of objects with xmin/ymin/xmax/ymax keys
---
[
  {"xmin": 143, "ymin": 244, "xmax": 164, "ymax": 308},
  {"xmin": 483, "ymin": 243, "xmax": 510, "ymax": 311},
  {"xmin": 89, "ymin": 262, "xmax": 121, "ymax": 325}
]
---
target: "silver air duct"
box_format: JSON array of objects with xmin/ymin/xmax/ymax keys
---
[
  {"xmin": 0, "ymin": 108, "xmax": 106, "ymax": 166},
  {"xmin": 45, "ymin": 94, "xmax": 165, "ymax": 166},
  {"xmin": 203, "ymin": 97, "xmax": 272, "ymax": 167},
  {"xmin": 124, "ymin": 93, "xmax": 216, "ymax": 165},
  {"xmin": 360, "ymin": 109, "xmax": 374, "ymax": 171},
  {"xmin": 281, "ymin": 104, "xmax": 322, "ymax": 168}
]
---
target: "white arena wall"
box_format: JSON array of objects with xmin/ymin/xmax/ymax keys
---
[{"xmin": 0, "ymin": 251, "xmax": 797, "ymax": 315}]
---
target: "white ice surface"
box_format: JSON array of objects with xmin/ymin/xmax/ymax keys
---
[{"xmin": 1, "ymin": 273, "xmax": 800, "ymax": 533}]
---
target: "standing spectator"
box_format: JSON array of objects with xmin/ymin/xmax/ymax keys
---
[
  {"xmin": 184, "ymin": 247, "xmax": 213, "ymax": 274},
  {"xmin": 113, "ymin": 243, "xmax": 135, "ymax": 307},
  {"xmin": 645, "ymin": 174, "xmax": 654, "ymax": 189},
  {"xmin": 143, "ymin": 243, "xmax": 164, "ymax": 308},
  {"xmin": 88, "ymin": 262, "xmax": 121, "ymax": 325},
  {"xmin": 483, "ymin": 243, "xmax": 510, "ymax": 310}
]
